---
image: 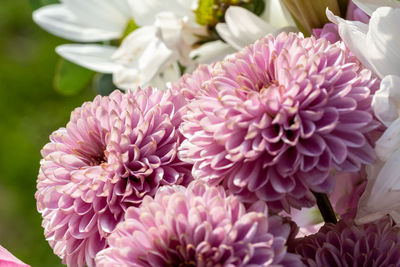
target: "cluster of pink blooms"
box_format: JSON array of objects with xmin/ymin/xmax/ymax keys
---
[
  {"xmin": 36, "ymin": 88, "xmax": 192, "ymax": 266},
  {"xmin": 29, "ymin": 3, "xmax": 400, "ymax": 266}
]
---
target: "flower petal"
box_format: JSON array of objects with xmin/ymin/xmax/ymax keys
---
[
  {"xmin": 138, "ymin": 40, "xmax": 175, "ymax": 83},
  {"xmin": 190, "ymin": 41, "xmax": 235, "ymax": 64},
  {"xmin": 375, "ymin": 117, "xmax": 400, "ymax": 161},
  {"xmin": 338, "ymin": 22, "xmax": 379, "ymax": 74},
  {"xmin": 56, "ymin": 44, "xmax": 120, "ymax": 73},
  {"xmin": 155, "ymin": 12, "xmax": 182, "ymax": 49},
  {"xmin": 0, "ymin": 245, "xmax": 30, "ymax": 267},
  {"xmin": 151, "ymin": 63, "xmax": 181, "ymax": 90},
  {"xmin": 372, "ymin": 75, "xmax": 400, "ymax": 127},
  {"xmin": 261, "ymin": 0, "xmax": 296, "ymax": 28},
  {"xmin": 216, "ymin": 6, "xmax": 276, "ymax": 50},
  {"xmin": 111, "ymin": 26, "xmax": 157, "ymax": 65},
  {"xmin": 33, "ymin": 4, "xmax": 122, "ymax": 42},
  {"xmin": 215, "ymin": 23, "xmax": 244, "ymax": 50},
  {"xmin": 327, "ymin": 9, "xmax": 378, "ymax": 76},
  {"xmin": 127, "ymin": 0, "xmax": 191, "ymax": 26},
  {"xmin": 62, "ymin": 0, "xmax": 131, "ymax": 31},
  {"xmin": 356, "ymin": 149, "xmax": 400, "ymax": 224},
  {"xmin": 329, "ymin": 7, "xmax": 400, "ymax": 79},
  {"xmin": 352, "ymin": 0, "xmax": 400, "ymax": 16},
  {"xmin": 113, "ymin": 38, "xmax": 175, "ymax": 90},
  {"xmin": 365, "ymin": 7, "xmax": 400, "ymax": 78}
]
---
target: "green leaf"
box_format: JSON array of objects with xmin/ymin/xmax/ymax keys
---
[
  {"xmin": 29, "ymin": 0, "xmax": 59, "ymax": 10},
  {"xmin": 93, "ymin": 73, "xmax": 118, "ymax": 96},
  {"xmin": 53, "ymin": 58, "xmax": 94, "ymax": 96}
]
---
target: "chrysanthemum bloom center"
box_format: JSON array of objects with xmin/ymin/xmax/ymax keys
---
[
  {"xmin": 179, "ymin": 32, "xmax": 380, "ymax": 212},
  {"xmin": 75, "ymin": 146, "xmax": 106, "ymax": 166},
  {"xmin": 259, "ymin": 79, "xmax": 279, "ymax": 92}
]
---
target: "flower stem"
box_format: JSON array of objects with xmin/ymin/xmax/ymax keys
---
[{"xmin": 312, "ymin": 191, "xmax": 337, "ymax": 224}]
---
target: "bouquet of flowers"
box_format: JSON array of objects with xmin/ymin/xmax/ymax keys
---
[{"xmin": 5, "ymin": 0, "xmax": 400, "ymax": 266}]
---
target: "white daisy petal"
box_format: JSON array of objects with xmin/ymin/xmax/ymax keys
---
[
  {"xmin": 113, "ymin": 39, "xmax": 175, "ymax": 90},
  {"xmin": 372, "ymin": 75, "xmax": 400, "ymax": 127},
  {"xmin": 217, "ymin": 6, "xmax": 296, "ymax": 50},
  {"xmin": 337, "ymin": 20, "xmax": 378, "ymax": 73},
  {"xmin": 216, "ymin": 23, "xmax": 246, "ymax": 50},
  {"xmin": 111, "ymin": 26, "xmax": 157, "ymax": 65},
  {"xmin": 138, "ymin": 39, "xmax": 175, "ymax": 83},
  {"xmin": 356, "ymin": 149, "xmax": 400, "ymax": 224},
  {"xmin": 33, "ymin": 4, "xmax": 121, "ymax": 42},
  {"xmin": 262, "ymin": 0, "xmax": 295, "ymax": 28},
  {"xmin": 327, "ymin": 9, "xmax": 379, "ymax": 75},
  {"xmin": 365, "ymin": 7, "xmax": 400, "ymax": 78},
  {"xmin": 225, "ymin": 6, "xmax": 276, "ymax": 37},
  {"xmin": 154, "ymin": 12, "xmax": 182, "ymax": 49},
  {"xmin": 112, "ymin": 67, "xmax": 141, "ymax": 91},
  {"xmin": 352, "ymin": 0, "xmax": 400, "ymax": 16},
  {"xmin": 127, "ymin": 0, "xmax": 187, "ymax": 26},
  {"xmin": 190, "ymin": 40, "xmax": 235, "ymax": 64},
  {"xmin": 56, "ymin": 44, "xmax": 120, "ymax": 73},
  {"xmin": 329, "ymin": 7, "xmax": 400, "ymax": 79},
  {"xmin": 226, "ymin": 6, "xmax": 276, "ymax": 47},
  {"xmin": 152, "ymin": 63, "xmax": 181, "ymax": 90},
  {"xmin": 375, "ymin": 117, "xmax": 400, "ymax": 162},
  {"xmin": 62, "ymin": 0, "xmax": 131, "ymax": 31}
]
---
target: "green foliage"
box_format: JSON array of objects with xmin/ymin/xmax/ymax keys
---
[
  {"xmin": 0, "ymin": 0, "xmax": 95, "ymax": 266},
  {"xmin": 29, "ymin": 0, "xmax": 59, "ymax": 10},
  {"xmin": 54, "ymin": 59, "xmax": 94, "ymax": 96},
  {"xmin": 94, "ymin": 73, "xmax": 118, "ymax": 96}
]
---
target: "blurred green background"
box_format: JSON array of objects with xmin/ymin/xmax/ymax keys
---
[{"xmin": 0, "ymin": 0, "xmax": 95, "ymax": 266}]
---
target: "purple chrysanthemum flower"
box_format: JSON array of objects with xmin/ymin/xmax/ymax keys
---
[
  {"xmin": 95, "ymin": 181, "xmax": 303, "ymax": 267},
  {"xmin": 291, "ymin": 216, "xmax": 400, "ymax": 266},
  {"xmin": 36, "ymin": 88, "xmax": 192, "ymax": 267},
  {"xmin": 179, "ymin": 32, "xmax": 380, "ymax": 212}
]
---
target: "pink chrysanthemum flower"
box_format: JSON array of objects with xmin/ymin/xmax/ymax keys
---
[
  {"xmin": 95, "ymin": 181, "xmax": 303, "ymax": 267},
  {"xmin": 36, "ymin": 88, "xmax": 192, "ymax": 267},
  {"xmin": 179, "ymin": 32, "xmax": 380, "ymax": 212},
  {"xmin": 291, "ymin": 216, "xmax": 400, "ymax": 266},
  {"xmin": 170, "ymin": 64, "xmax": 213, "ymax": 101}
]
